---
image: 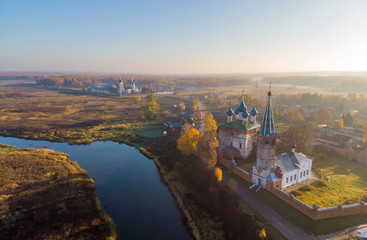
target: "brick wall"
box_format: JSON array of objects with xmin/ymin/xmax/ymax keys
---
[
  {"xmin": 269, "ymin": 186, "xmax": 367, "ymax": 220},
  {"xmin": 220, "ymin": 157, "xmax": 367, "ymax": 220}
]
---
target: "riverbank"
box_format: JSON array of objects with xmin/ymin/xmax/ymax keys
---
[
  {"xmin": 0, "ymin": 144, "xmax": 117, "ymax": 239},
  {"xmin": 0, "ymin": 130, "xmax": 266, "ymax": 239}
]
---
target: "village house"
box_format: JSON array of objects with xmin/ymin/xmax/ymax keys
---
[{"xmin": 317, "ymin": 133, "xmax": 354, "ymax": 149}]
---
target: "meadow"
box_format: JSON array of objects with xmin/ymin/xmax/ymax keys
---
[
  {"xmin": 291, "ymin": 146, "xmax": 367, "ymax": 208},
  {"xmin": 0, "ymin": 82, "xmax": 180, "ymax": 144}
]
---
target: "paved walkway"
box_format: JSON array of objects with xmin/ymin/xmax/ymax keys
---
[{"xmin": 223, "ymin": 171, "xmax": 316, "ymax": 240}]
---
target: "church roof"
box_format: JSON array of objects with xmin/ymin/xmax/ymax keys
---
[
  {"xmin": 227, "ymin": 106, "xmax": 234, "ymax": 116},
  {"xmin": 250, "ymin": 106, "xmax": 258, "ymax": 116},
  {"xmin": 275, "ymin": 152, "xmax": 312, "ymax": 173},
  {"xmin": 259, "ymin": 91, "xmax": 276, "ymax": 136},
  {"xmin": 219, "ymin": 120, "xmax": 260, "ymax": 131},
  {"xmin": 235, "ymin": 101, "xmax": 247, "ymax": 114},
  {"xmin": 242, "ymin": 110, "xmax": 249, "ymax": 118}
]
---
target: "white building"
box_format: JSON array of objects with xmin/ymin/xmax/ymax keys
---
[{"xmin": 117, "ymin": 78, "xmax": 139, "ymax": 94}]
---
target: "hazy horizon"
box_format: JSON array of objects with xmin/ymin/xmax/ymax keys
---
[{"xmin": 1, "ymin": 0, "xmax": 366, "ymax": 74}]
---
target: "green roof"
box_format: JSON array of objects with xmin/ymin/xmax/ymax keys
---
[{"xmin": 219, "ymin": 120, "xmax": 261, "ymax": 131}]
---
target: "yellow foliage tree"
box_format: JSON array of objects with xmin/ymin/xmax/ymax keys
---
[
  {"xmin": 259, "ymin": 228, "xmax": 266, "ymax": 239},
  {"xmin": 177, "ymin": 123, "xmax": 202, "ymax": 156},
  {"xmin": 215, "ymin": 167, "xmax": 222, "ymax": 182},
  {"xmin": 134, "ymin": 96, "xmax": 142, "ymax": 104},
  {"xmin": 338, "ymin": 118, "xmax": 344, "ymax": 128},
  {"xmin": 179, "ymin": 102, "xmax": 186, "ymax": 112},
  {"xmin": 204, "ymin": 113, "xmax": 218, "ymax": 133}
]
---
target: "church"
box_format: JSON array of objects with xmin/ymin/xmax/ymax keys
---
[
  {"xmin": 118, "ymin": 78, "xmax": 139, "ymax": 94},
  {"xmin": 218, "ymin": 88, "xmax": 313, "ymax": 189}
]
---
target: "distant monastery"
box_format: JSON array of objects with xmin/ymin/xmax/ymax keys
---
[
  {"xmin": 118, "ymin": 78, "xmax": 139, "ymax": 94},
  {"xmin": 218, "ymin": 89, "xmax": 312, "ymax": 189}
]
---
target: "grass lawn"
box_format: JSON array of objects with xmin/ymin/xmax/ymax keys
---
[
  {"xmin": 236, "ymin": 155, "xmax": 256, "ymax": 172},
  {"xmin": 135, "ymin": 124, "xmax": 163, "ymax": 138},
  {"xmin": 291, "ymin": 146, "xmax": 367, "ymax": 208}
]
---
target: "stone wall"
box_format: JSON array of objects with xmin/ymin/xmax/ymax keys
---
[{"xmin": 219, "ymin": 157, "xmax": 367, "ymax": 220}]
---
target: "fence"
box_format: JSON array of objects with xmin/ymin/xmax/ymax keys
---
[{"xmin": 219, "ymin": 157, "xmax": 367, "ymax": 220}]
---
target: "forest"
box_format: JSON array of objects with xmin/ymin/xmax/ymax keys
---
[{"xmin": 1, "ymin": 72, "xmax": 252, "ymax": 88}]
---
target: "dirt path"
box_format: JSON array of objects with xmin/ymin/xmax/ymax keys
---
[{"xmin": 198, "ymin": 102, "xmax": 205, "ymax": 132}]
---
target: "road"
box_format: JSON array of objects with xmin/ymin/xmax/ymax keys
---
[
  {"xmin": 198, "ymin": 102, "xmax": 206, "ymax": 132},
  {"xmin": 223, "ymin": 171, "xmax": 316, "ymax": 240}
]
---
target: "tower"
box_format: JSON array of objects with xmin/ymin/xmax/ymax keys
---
[
  {"xmin": 250, "ymin": 106, "xmax": 258, "ymax": 123},
  {"xmin": 241, "ymin": 109, "xmax": 249, "ymax": 125},
  {"xmin": 256, "ymin": 86, "xmax": 277, "ymax": 169},
  {"xmin": 118, "ymin": 78, "xmax": 124, "ymax": 95},
  {"xmin": 235, "ymin": 101, "xmax": 247, "ymax": 120},
  {"xmin": 227, "ymin": 106, "xmax": 234, "ymax": 123}
]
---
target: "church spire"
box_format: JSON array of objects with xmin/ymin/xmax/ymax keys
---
[{"xmin": 260, "ymin": 83, "xmax": 275, "ymax": 136}]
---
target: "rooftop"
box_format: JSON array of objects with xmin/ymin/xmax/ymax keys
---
[
  {"xmin": 275, "ymin": 152, "xmax": 312, "ymax": 172},
  {"xmin": 219, "ymin": 120, "xmax": 261, "ymax": 131}
]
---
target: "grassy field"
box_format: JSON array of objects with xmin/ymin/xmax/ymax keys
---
[
  {"xmin": 135, "ymin": 124, "xmax": 163, "ymax": 138},
  {"xmin": 0, "ymin": 83, "xmax": 180, "ymax": 144},
  {"xmin": 0, "ymin": 144, "xmax": 116, "ymax": 239},
  {"xmin": 291, "ymin": 147, "xmax": 367, "ymax": 208}
]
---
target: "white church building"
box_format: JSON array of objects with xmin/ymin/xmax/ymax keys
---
[
  {"xmin": 118, "ymin": 78, "xmax": 139, "ymax": 95},
  {"xmin": 251, "ymin": 89, "xmax": 313, "ymax": 189}
]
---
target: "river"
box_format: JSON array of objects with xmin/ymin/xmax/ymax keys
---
[{"xmin": 0, "ymin": 136, "xmax": 191, "ymax": 240}]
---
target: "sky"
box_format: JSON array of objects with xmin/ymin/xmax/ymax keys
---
[{"xmin": 0, "ymin": 0, "xmax": 366, "ymax": 74}]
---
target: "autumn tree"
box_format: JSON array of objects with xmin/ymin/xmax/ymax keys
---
[
  {"xmin": 177, "ymin": 123, "xmax": 203, "ymax": 156},
  {"xmin": 191, "ymin": 95, "xmax": 200, "ymax": 110},
  {"xmin": 204, "ymin": 113, "xmax": 218, "ymax": 133},
  {"xmin": 143, "ymin": 94, "xmax": 160, "ymax": 119},
  {"xmin": 197, "ymin": 132, "xmax": 218, "ymax": 169},
  {"xmin": 314, "ymin": 108, "xmax": 332, "ymax": 124},
  {"xmin": 363, "ymin": 123, "xmax": 367, "ymax": 144},
  {"xmin": 134, "ymin": 96, "xmax": 142, "ymax": 104},
  {"xmin": 287, "ymin": 108, "xmax": 304, "ymax": 123},
  {"xmin": 215, "ymin": 168, "xmax": 223, "ymax": 182},
  {"xmin": 279, "ymin": 124, "xmax": 314, "ymax": 154},
  {"xmin": 179, "ymin": 102, "xmax": 186, "ymax": 112},
  {"xmin": 259, "ymin": 228, "xmax": 266, "ymax": 239},
  {"xmin": 338, "ymin": 118, "xmax": 344, "ymax": 128}
]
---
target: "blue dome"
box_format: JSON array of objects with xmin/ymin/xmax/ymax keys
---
[
  {"xmin": 250, "ymin": 106, "xmax": 258, "ymax": 116},
  {"xmin": 227, "ymin": 106, "xmax": 234, "ymax": 116},
  {"xmin": 235, "ymin": 101, "xmax": 247, "ymax": 113},
  {"xmin": 242, "ymin": 110, "xmax": 249, "ymax": 118}
]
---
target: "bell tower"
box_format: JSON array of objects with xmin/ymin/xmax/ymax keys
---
[{"xmin": 256, "ymin": 83, "xmax": 277, "ymax": 169}]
